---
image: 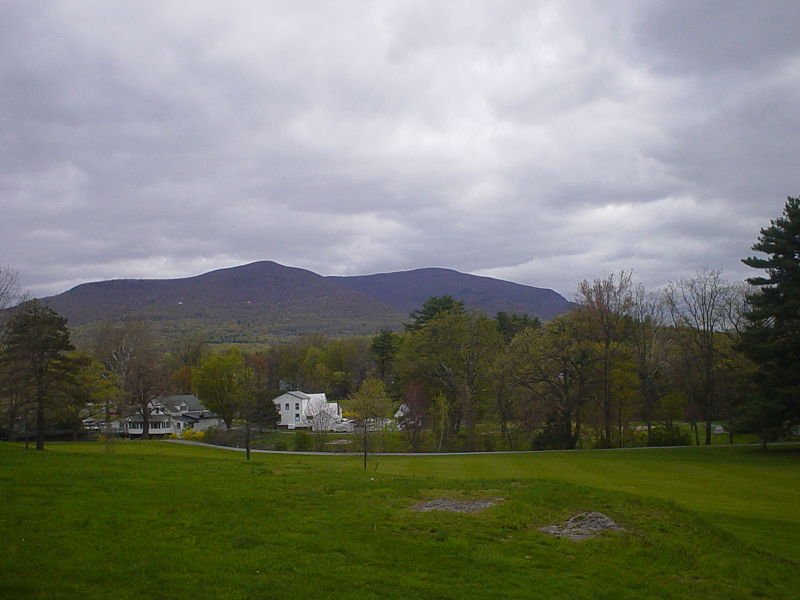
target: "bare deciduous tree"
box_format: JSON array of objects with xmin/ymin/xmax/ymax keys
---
[
  {"xmin": 629, "ymin": 285, "xmax": 672, "ymax": 444},
  {"xmin": 576, "ymin": 271, "xmax": 634, "ymax": 447},
  {"xmin": 663, "ymin": 269, "xmax": 741, "ymax": 445},
  {"xmin": 95, "ymin": 321, "xmax": 165, "ymax": 439}
]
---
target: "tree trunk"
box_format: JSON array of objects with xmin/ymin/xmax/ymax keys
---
[
  {"xmin": 24, "ymin": 406, "xmax": 30, "ymax": 450},
  {"xmin": 704, "ymin": 337, "xmax": 714, "ymax": 446},
  {"xmin": 603, "ymin": 356, "xmax": 612, "ymax": 447},
  {"xmin": 35, "ymin": 393, "xmax": 45, "ymax": 451},
  {"xmin": 245, "ymin": 422, "xmax": 251, "ymax": 461},
  {"xmin": 141, "ymin": 403, "xmax": 150, "ymax": 440},
  {"xmin": 363, "ymin": 422, "xmax": 368, "ymax": 470},
  {"xmin": 6, "ymin": 398, "xmax": 18, "ymax": 442}
]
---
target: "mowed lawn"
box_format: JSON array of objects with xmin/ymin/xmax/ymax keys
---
[
  {"xmin": 0, "ymin": 442, "xmax": 797, "ymax": 600},
  {"xmin": 375, "ymin": 444, "xmax": 800, "ymax": 560}
]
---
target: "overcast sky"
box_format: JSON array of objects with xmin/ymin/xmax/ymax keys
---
[{"xmin": 2, "ymin": 1, "xmax": 798, "ymax": 299}]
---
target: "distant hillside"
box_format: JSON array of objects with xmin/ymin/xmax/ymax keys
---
[
  {"xmin": 42, "ymin": 261, "xmax": 405, "ymax": 346},
  {"xmin": 329, "ymin": 267, "xmax": 572, "ymax": 321},
  {"xmin": 39, "ymin": 261, "xmax": 572, "ymax": 346}
]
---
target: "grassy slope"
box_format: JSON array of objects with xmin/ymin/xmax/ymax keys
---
[
  {"xmin": 374, "ymin": 445, "xmax": 800, "ymax": 559},
  {"xmin": 0, "ymin": 442, "xmax": 797, "ymax": 600}
]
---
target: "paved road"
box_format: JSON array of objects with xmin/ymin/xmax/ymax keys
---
[{"xmin": 162, "ymin": 438, "xmax": 797, "ymax": 456}]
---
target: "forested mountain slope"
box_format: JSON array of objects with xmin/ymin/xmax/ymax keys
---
[{"xmin": 40, "ymin": 261, "xmax": 571, "ymax": 345}]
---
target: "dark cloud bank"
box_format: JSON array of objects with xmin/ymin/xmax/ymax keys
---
[{"xmin": 1, "ymin": 1, "xmax": 798, "ymax": 299}]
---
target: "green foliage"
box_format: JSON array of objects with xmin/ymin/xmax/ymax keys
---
[
  {"xmin": 494, "ymin": 311, "xmax": 541, "ymax": 343},
  {"xmin": 734, "ymin": 396, "xmax": 788, "ymax": 448},
  {"xmin": 647, "ymin": 425, "xmax": 691, "ymax": 447},
  {"xmin": 346, "ymin": 376, "xmax": 392, "ymax": 466},
  {"xmin": 51, "ymin": 351, "xmax": 122, "ymax": 435},
  {"xmin": 248, "ymin": 390, "xmax": 280, "ymax": 430},
  {"xmin": 1, "ymin": 300, "xmax": 76, "ymax": 449},
  {"xmin": 345, "ymin": 376, "xmax": 392, "ymax": 422},
  {"xmin": 508, "ymin": 313, "xmax": 597, "ymax": 449},
  {"xmin": 404, "ymin": 295, "xmax": 464, "ymax": 331},
  {"xmin": 531, "ymin": 420, "xmax": 580, "ymax": 450},
  {"xmin": 740, "ymin": 196, "xmax": 800, "ymax": 440},
  {"xmin": 293, "ymin": 429, "xmax": 312, "ymax": 451},
  {"xmin": 369, "ymin": 329, "xmax": 400, "ymax": 384},
  {"xmin": 398, "ymin": 311, "xmax": 502, "ymax": 450},
  {"xmin": 273, "ymin": 335, "xmax": 369, "ymax": 400},
  {"xmin": 192, "ymin": 348, "xmax": 252, "ymax": 428}
]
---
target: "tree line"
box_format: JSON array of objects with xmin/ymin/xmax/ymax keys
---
[{"xmin": 2, "ymin": 196, "xmax": 799, "ymax": 451}]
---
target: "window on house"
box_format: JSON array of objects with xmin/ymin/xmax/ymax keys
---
[
  {"xmin": 295, "ymin": 403, "xmax": 300, "ymax": 410},
  {"xmin": 285, "ymin": 403, "xmax": 290, "ymax": 410},
  {"xmin": 295, "ymin": 414, "xmax": 300, "ymax": 422}
]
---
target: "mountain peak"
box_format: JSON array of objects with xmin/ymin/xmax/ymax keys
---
[{"xmin": 41, "ymin": 261, "xmax": 572, "ymax": 345}]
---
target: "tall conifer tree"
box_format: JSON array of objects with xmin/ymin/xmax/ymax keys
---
[
  {"xmin": 1, "ymin": 301, "xmax": 74, "ymax": 449},
  {"xmin": 740, "ymin": 196, "xmax": 800, "ymax": 442}
]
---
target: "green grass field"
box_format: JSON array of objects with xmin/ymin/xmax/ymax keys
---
[{"xmin": 1, "ymin": 442, "xmax": 797, "ymax": 600}]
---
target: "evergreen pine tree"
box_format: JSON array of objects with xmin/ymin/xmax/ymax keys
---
[
  {"xmin": 739, "ymin": 196, "xmax": 800, "ymax": 443},
  {"xmin": 1, "ymin": 300, "xmax": 75, "ymax": 449}
]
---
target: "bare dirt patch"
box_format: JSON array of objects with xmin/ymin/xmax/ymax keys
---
[
  {"xmin": 538, "ymin": 512, "xmax": 624, "ymax": 540},
  {"xmin": 410, "ymin": 498, "xmax": 504, "ymax": 513}
]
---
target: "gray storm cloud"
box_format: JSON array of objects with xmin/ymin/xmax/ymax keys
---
[{"xmin": 1, "ymin": 0, "xmax": 798, "ymax": 298}]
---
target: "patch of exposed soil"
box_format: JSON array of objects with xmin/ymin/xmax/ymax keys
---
[
  {"xmin": 538, "ymin": 512, "xmax": 623, "ymax": 540},
  {"xmin": 410, "ymin": 498, "xmax": 504, "ymax": 513}
]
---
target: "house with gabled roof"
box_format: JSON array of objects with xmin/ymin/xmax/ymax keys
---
[
  {"xmin": 121, "ymin": 394, "xmax": 222, "ymax": 437},
  {"xmin": 272, "ymin": 391, "xmax": 350, "ymax": 431}
]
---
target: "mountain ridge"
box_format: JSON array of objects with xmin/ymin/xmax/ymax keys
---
[
  {"xmin": 40, "ymin": 261, "xmax": 573, "ymax": 345},
  {"xmin": 328, "ymin": 266, "xmax": 571, "ymax": 321}
]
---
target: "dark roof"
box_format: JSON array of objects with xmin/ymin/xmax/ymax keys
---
[
  {"xmin": 128, "ymin": 414, "xmax": 170, "ymax": 423},
  {"xmin": 174, "ymin": 415, "xmax": 199, "ymax": 423},
  {"xmin": 154, "ymin": 394, "xmax": 207, "ymax": 412},
  {"xmin": 185, "ymin": 410, "xmax": 219, "ymax": 420}
]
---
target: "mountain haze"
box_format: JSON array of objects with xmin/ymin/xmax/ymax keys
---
[{"xmin": 40, "ymin": 261, "xmax": 572, "ymax": 345}]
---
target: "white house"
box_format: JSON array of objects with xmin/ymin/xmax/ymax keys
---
[
  {"xmin": 272, "ymin": 391, "xmax": 349, "ymax": 431},
  {"xmin": 121, "ymin": 394, "xmax": 222, "ymax": 437}
]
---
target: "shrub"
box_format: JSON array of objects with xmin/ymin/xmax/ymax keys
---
[
  {"xmin": 273, "ymin": 440, "xmax": 288, "ymax": 451},
  {"xmin": 648, "ymin": 425, "xmax": 691, "ymax": 447},
  {"xmin": 181, "ymin": 429, "xmax": 206, "ymax": 441},
  {"xmin": 531, "ymin": 423, "xmax": 577, "ymax": 450},
  {"xmin": 294, "ymin": 430, "xmax": 312, "ymax": 451},
  {"xmin": 202, "ymin": 427, "xmax": 240, "ymax": 447}
]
